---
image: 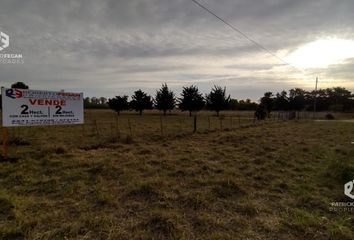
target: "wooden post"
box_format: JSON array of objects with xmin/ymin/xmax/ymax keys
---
[
  {"xmin": 110, "ymin": 122, "xmax": 114, "ymax": 139},
  {"xmin": 179, "ymin": 119, "xmax": 183, "ymax": 132},
  {"xmin": 219, "ymin": 118, "xmax": 223, "ymax": 130},
  {"xmin": 238, "ymin": 116, "xmax": 241, "ymax": 126},
  {"xmin": 2, "ymin": 128, "xmax": 9, "ymax": 160},
  {"xmin": 81, "ymin": 123, "xmax": 86, "ymax": 145},
  {"xmin": 116, "ymin": 116, "xmax": 120, "ymax": 139},
  {"xmin": 94, "ymin": 120, "xmax": 100, "ymax": 137},
  {"xmin": 82, "ymin": 123, "xmax": 86, "ymax": 137},
  {"xmin": 208, "ymin": 117, "xmax": 211, "ymax": 130},
  {"xmin": 313, "ymin": 77, "xmax": 318, "ymax": 119},
  {"xmin": 193, "ymin": 116, "xmax": 197, "ymax": 133},
  {"xmin": 160, "ymin": 117, "xmax": 163, "ymax": 136},
  {"xmin": 230, "ymin": 116, "xmax": 233, "ymax": 129},
  {"xmin": 128, "ymin": 119, "xmax": 132, "ymax": 136}
]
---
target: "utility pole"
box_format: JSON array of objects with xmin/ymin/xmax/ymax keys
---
[{"xmin": 313, "ymin": 77, "xmax": 318, "ymax": 119}]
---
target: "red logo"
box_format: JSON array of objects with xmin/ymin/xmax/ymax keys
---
[{"xmin": 5, "ymin": 89, "xmax": 23, "ymax": 99}]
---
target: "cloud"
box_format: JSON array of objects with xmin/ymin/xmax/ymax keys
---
[{"xmin": 0, "ymin": 0, "xmax": 353, "ymax": 100}]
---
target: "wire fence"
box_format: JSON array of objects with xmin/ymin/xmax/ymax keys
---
[{"xmin": 0, "ymin": 110, "xmax": 327, "ymax": 159}]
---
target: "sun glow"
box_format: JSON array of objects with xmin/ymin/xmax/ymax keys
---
[{"xmin": 286, "ymin": 38, "xmax": 354, "ymax": 68}]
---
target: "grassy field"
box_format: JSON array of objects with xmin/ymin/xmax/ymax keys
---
[{"xmin": 0, "ymin": 110, "xmax": 354, "ymax": 239}]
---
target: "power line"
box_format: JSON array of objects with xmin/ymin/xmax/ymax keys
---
[
  {"xmin": 191, "ymin": 0, "xmax": 320, "ymax": 107},
  {"xmin": 191, "ymin": 0, "xmax": 290, "ymax": 66}
]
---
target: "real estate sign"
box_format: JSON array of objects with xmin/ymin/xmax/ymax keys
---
[{"xmin": 1, "ymin": 88, "xmax": 84, "ymax": 127}]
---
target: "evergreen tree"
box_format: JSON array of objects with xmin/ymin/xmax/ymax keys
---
[
  {"xmin": 108, "ymin": 96, "xmax": 129, "ymax": 115},
  {"xmin": 130, "ymin": 89, "xmax": 153, "ymax": 115},
  {"xmin": 179, "ymin": 85, "xmax": 205, "ymax": 116},
  {"xmin": 260, "ymin": 92, "xmax": 274, "ymax": 117},
  {"xmin": 205, "ymin": 86, "xmax": 230, "ymax": 117},
  {"xmin": 155, "ymin": 84, "xmax": 175, "ymax": 115}
]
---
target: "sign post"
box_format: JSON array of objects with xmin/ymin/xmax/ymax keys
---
[{"xmin": 2, "ymin": 128, "xmax": 9, "ymax": 160}]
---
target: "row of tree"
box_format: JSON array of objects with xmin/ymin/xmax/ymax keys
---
[
  {"xmin": 258, "ymin": 87, "xmax": 354, "ymax": 117},
  {"xmin": 109, "ymin": 84, "xmax": 354, "ymax": 117},
  {"xmin": 108, "ymin": 84, "xmax": 230, "ymax": 116},
  {"xmin": 84, "ymin": 97, "xmax": 109, "ymax": 109},
  {"xmin": 1, "ymin": 82, "xmax": 353, "ymax": 116},
  {"xmin": 0, "ymin": 82, "xmax": 255, "ymax": 113}
]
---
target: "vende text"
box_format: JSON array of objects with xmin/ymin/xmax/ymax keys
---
[{"xmin": 29, "ymin": 99, "xmax": 66, "ymax": 106}]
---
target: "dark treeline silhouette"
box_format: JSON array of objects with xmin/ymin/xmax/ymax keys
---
[
  {"xmin": 108, "ymin": 84, "xmax": 354, "ymax": 116},
  {"xmin": 108, "ymin": 84, "xmax": 234, "ymax": 116},
  {"xmin": 229, "ymin": 99, "xmax": 258, "ymax": 111},
  {"xmin": 84, "ymin": 97, "xmax": 109, "ymax": 109},
  {"xmin": 254, "ymin": 87, "xmax": 354, "ymax": 120},
  {"xmin": 260, "ymin": 87, "xmax": 354, "ymax": 114},
  {"xmin": 2, "ymin": 82, "xmax": 353, "ymax": 115},
  {"xmin": 107, "ymin": 84, "xmax": 257, "ymax": 115}
]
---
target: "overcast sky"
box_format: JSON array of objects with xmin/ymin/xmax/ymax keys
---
[{"xmin": 1, "ymin": 0, "xmax": 354, "ymax": 100}]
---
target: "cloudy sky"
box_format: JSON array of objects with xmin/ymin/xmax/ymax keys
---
[{"xmin": 1, "ymin": 0, "xmax": 354, "ymax": 100}]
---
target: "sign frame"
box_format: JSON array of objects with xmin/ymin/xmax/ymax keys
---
[{"xmin": 1, "ymin": 87, "xmax": 84, "ymax": 127}]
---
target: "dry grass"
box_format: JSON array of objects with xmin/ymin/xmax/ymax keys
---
[{"xmin": 0, "ymin": 110, "xmax": 353, "ymax": 239}]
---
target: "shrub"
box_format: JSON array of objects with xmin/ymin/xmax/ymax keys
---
[{"xmin": 325, "ymin": 113, "xmax": 335, "ymax": 120}]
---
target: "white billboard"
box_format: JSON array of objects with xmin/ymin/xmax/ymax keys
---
[{"xmin": 1, "ymin": 88, "xmax": 84, "ymax": 127}]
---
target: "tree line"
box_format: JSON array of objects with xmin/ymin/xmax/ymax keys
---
[
  {"xmin": 108, "ymin": 84, "xmax": 354, "ymax": 117},
  {"xmin": 84, "ymin": 97, "xmax": 109, "ymax": 109},
  {"xmin": 256, "ymin": 87, "xmax": 354, "ymax": 119},
  {"xmin": 108, "ymin": 84, "xmax": 231, "ymax": 116},
  {"xmin": 1, "ymin": 82, "xmax": 353, "ymax": 117},
  {"xmin": 89, "ymin": 85, "xmax": 258, "ymax": 114}
]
